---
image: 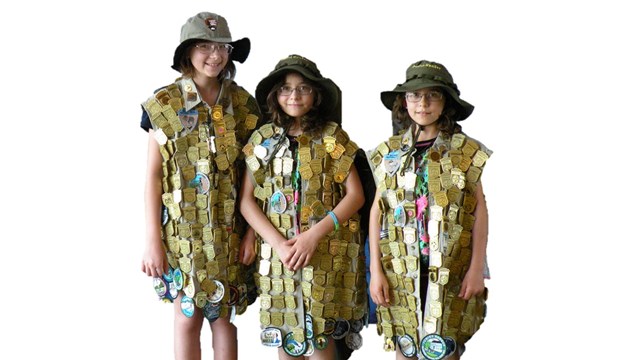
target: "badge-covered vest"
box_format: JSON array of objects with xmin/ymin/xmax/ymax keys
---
[
  {"xmin": 244, "ymin": 122, "xmax": 367, "ymax": 352},
  {"xmin": 369, "ymin": 129, "xmax": 492, "ymax": 354},
  {"xmin": 142, "ymin": 77, "xmax": 260, "ymax": 319}
]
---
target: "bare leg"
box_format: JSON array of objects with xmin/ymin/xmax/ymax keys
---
[
  {"xmin": 210, "ymin": 316, "xmax": 238, "ymax": 360},
  {"xmin": 173, "ymin": 295, "xmax": 203, "ymax": 360}
]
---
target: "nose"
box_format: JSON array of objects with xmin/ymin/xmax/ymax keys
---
[{"xmin": 288, "ymin": 89, "xmax": 301, "ymax": 99}]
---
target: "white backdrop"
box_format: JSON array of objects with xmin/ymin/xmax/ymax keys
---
[{"xmin": 1, "ymin": 0, "xmax": 638, "ymax": 359}]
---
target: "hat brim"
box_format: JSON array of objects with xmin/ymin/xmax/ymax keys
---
[
  {"xmin": 380, "ymin": 79, "xmax": 474, "ymax": 120},
  {"xmin": 171, "ymin": 37, "xmax": 251, "ymax": 72},
  {"xmin": 255, "ymin": 65, "xmax": 341, "ymax": 123}
]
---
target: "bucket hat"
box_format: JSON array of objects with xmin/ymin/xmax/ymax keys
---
[
  {"xmin": 171, "ymin": 12, "xmax": 250, "ymax": 71},
  {"xmin": 381, "ymin": 60, "xmax": 474, "ymax": 120},
  {"xmin": 255, "ymin": 54, "xmax": 341, "ymax": 122}
]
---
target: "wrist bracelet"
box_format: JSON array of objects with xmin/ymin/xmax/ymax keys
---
[{"xmin": 326, "ymin": 211, "xmax": 339, "ymax": 233}]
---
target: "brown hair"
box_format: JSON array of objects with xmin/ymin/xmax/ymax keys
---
[
  {"xmin": 391, "ymin": 91, "xmax": 462, "ymax": 135},
  {"xmin": 264, "ymin": 72, "xmax": 326, "ymax": 135}
]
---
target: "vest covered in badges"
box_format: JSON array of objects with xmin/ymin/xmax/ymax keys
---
[
  {"xmin": 368, "ymin": 129, "xmax": 491, "ymax": 352},
  {"xmin": 244, "ymin": 122, "xmax": 367, "ymax": 351},
  {"xmin": 142, "ymin": 78, "xmax": 260, "ymax": 319}
]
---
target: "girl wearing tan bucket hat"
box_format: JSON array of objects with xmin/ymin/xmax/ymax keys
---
[
  {"xmin": 139, "ymin": 12, "xmax": 261, "ymax": 360},
  {"xmin": 368, "ymin": 60, "xmax": 492, "ymax": 359},
  {"xmin": 238, "ymin": 55, "xmax": 368, "ymax": 359}
]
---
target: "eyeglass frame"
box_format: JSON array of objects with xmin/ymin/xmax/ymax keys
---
[
  {"xmin": 277, "ymin": 85, "xmax": 314, "ymax": 97},
  {"xmin": 193, "ymin": 42, "xmax": 234, "ymax": 55},
  {"xmin": 405, "ymin": 89, "xmax": 444, "ymax": 103}
]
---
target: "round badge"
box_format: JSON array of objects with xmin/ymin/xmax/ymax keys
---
[
  {"xmin": 394, "ymin": 205, "xmax": 406, "ymax": 227},
  {"xmin": 203, "ymin": 302, "xmax": 221, "ymax": 322},
  {"xmin": 331, "ymin": 319, "xmax": 350, "ymax": 340},
  {"xmin": 153, "ymin": 277, "xmax": 168, "ymax": 298},
  {"xmin": 444, "ymin": 336, "xmax": 457, "ymax": 357},
  {"xmin": 180, "ymin": 296, "xmax": 195, "ymax": 318},
  {"xmin": 207, "ymin": 280, "xmax": 225, "ymax": 303},
  {"xmin": 305, "ymin": 314, "xmax": 314, "ymax": 339},
  {"xmin": 383, "ymin": 151, "xmax": 401, "ymax": 175},
  {"xmin": 420, "ymin": 334, "xmax": 447, "ymax": 360},
  {"xmin": 190, "ymin": 172, "xmax": 210, "ymax": 194},
  {"xmin": 283, "ymin": 332, "xmax": 307, "ymax": 357},
  {"xmin": 398, "ymin": 335, "xmax": 417, "ymax": 358},
  {"xmin": 323, "ymin": 318, "xmax": 336, "ymax": 335},
  {"xmin": 260, "ymin": 327, "xmax": 283, "ymax": 347},
  {"xmin": 173, "ymin": 268, "xmax": 184, "ymax": 290},
  {"xmin": 314, "ymin": 334, "xmax": 328, "ymax": 350},
  {"xmin": 270, "ymin": 190, "xmax": 287, "ymax": 214},
  {"xmin": 168, "ymin": 281, "xmax": 178, "ymax": 299},
  {"xmin": 345, "ymin": 332, "xmax": 363, "ymax": 350},
  {"xmin": 228, "ymin": 286, "xmax": 239, "ymax": 305},
  {"xmin": 350, "ymin": 318, "xmax": 364, "ymax": 333},
  {"xmin": 304, "ymin": 340, "xmax": 315, "ymax": 356},
  {"xmin": 162, "ymin": 268, "xmax": 174, "ymax": 282}
]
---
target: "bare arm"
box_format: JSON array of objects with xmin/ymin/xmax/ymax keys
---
[
  {"xmin": 286, "ymin": 165, "xmax": 365, "ymax": 270},
  {"xmin": 368, "ymin": 189, "xmax": 391, "ymax": 307},
  {"xmin": 141, "ymin": 130, "xmax": 167, "ymax": 278},
  {"xmin": 459, "ymin": 181, "xmax": 488, "ymax": 299}
]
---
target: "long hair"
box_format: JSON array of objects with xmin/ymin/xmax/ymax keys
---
[
  {"xmin": 264, "ymin": 73, "xmax": 326, "ymax": 135},
  {"xmin": 391, "ymin": 92, "xmax": 462, "ymax": 135}
]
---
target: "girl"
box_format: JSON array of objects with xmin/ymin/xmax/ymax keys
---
[
  {"xmin": 368, "ymin": 60, "xmax": 491, "ymax": 360},
  {"xmin": 239, "ymin": 55, "xmax": 366, "ymax": 360},
  {"xmin": 140, "ymin": 12, "xmax": 260, "ymax": 360}
]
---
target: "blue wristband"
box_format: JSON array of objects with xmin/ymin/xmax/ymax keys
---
[{"xmin": 326, "ymin": 211, "xmax": 339, "ymax": 232}]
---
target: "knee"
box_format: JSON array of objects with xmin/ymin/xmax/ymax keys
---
[{"xmin": 174, "ymin": 312, "xmax": 203, "ymax": 334}]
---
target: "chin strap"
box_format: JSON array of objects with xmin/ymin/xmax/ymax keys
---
[{"xmin": 400, "ymin": 123, "xmax": 424, "ymax": 176}]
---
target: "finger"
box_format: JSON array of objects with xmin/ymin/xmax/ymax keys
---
[{"xmin": 382, "ymin": 283, "xmax": 391, "ymax": 304}]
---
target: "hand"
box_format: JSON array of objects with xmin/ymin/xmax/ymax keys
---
[
  {"xmin": 369, "ymin": 269, "xmax": 391, "ymax": 307},
  {"xmin": 141, "ymin": 238, "xmax": 167, "ymax": 278},
  {"xmin": 459, "ymin": 267, "xmax": 485, "ymax": 300},
  {"xmin": 283, "ymin": 230, "xmax": 321, "ymax": 271},
  {"xmin": 238, "ymin": 228, "xmax": 257, "ymax": 265},
  {"xmin": 272, "ymin": 239, "xmax": 294, "ymax": 268}
]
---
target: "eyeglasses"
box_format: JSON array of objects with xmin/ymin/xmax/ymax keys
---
[
  {"xmin": 194, "ymin": 43, "xmax": 233, "ymax": 55},
  {"xmin": 277, "ymin": 85, "xmax": 313, "ymax": 96},
  {"xmin": 405, "ymin": 90, "xmax": 444, "ymax": 103}
]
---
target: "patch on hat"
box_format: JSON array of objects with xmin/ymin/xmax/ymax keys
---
[{"xmin": 205, "ymin": 17, "xmax": 217, "ymax": 31}]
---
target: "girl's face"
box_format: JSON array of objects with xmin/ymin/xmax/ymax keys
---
[
  {"xmin": 405, "ymin": 87, "xmax": 445, "ymax": 129},
  {"xmin": 189, "ymin": 41, "xmax": 230, "ymax": 79},
  {"xmin": 277, "ymin": 73, "xmax": 315, "ymax": 120}
]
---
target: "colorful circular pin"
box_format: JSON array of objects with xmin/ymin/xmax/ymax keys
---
[
  {"xmin": 153, "ymin": 277, "xmax": 168, "ymax": 298},
  {"xmin": 270, "ymin": 190, "xmax": 288, "ymax": 214},
  {"xmin": 398, "ymin": 335, "xmax": 417, "ymax": 358},
  {"xmin": 168, "ymin": 281, "xmax": 178, "ymax": 300},
  {"xmin": 323, "ymin": 318, "xmax": 336, "ymax": 335},
  {"xmin": 331, "ymin": 319, "xmax": 350, "ymax": 340},
  {"xmin": 173, "ymin": 268, "xmax": 184, "ymax": 290},
  {"xmin": 260, "ymin": 327, "xmax": 283, "ymax": 347},
  {"xmin": 190, "ymin": 172, "xmax": 210, "ymax": 194},
  {"xmin": 345, "ymin": 332, "xmax": 363, "ymax": 350},
  {"xmin": 420, "ymin": 334, "xmax": 447, "ymax": 360},
  {"xmin": 283, "ymin": 332, "xmax": 307, "ymax": 357},
  {"xmin": 203, "ymin": 301, "xmax": 221, "ymax": 322},
  {"xmin": 305, "ymin": 314, "xmax": 314, "ymax": 339},
  {"xmin": 207, "ymin": 280, "xmax": 225, "ymax": 303},
  {"xmin": 304, "ymin": 339, "xmax": 315, "ymax": 356},
  {"xmin": 314, "ymin": 334, "xmax": 328, "ymax": 350},
  {"xmin": 162, "ymin": 268, "xmax": 174, "ymax": 282},
  {"xmin": 180, "ymin": 296, "xmax": 195, "ymax": 318},
  {"xmin": 443, "ymin": 336, "xmax": 457, "ymax": 357}
]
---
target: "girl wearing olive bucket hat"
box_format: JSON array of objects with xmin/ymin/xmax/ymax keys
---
[
  {"xmin": 140, "ymin": 12, "xmax": 261, "ymax": 360},
  {"xmin": 367, "ymin": 61, "xmax": 492, "ymax": 360},
  {"xmin": 238, "ymin": 55, "xmax": 368, "ymax": 359}
]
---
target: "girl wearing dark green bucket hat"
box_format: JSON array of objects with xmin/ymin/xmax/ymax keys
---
[
  {"xmin": 368, "ymin": 60, "xmax": 492, "ymax": 359},
  {"xmin": 139, "ymin": 12, "xmax": 261, "ymax": 360},
  {"xmin": 238, "ymin": 55, "xmax": 368, "ymax": 359}
]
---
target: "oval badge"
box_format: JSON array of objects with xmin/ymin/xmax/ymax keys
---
[{"xmin": 270, "ymin": 190, "xmax": 288, "ymax": 214}]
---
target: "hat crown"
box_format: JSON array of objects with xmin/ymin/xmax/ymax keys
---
[
  {"xmin": 405, "ymin": 60, "xmax": 458, "ymax": 94},
  {"xmin": 180, "ymin": 12, "xmax": 232, "ymax": 43},
  {"xmin": 274, "ymin": 55, "xmax": 322, "ymax": 78}
]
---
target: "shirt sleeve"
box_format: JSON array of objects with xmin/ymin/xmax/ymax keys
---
[{"xmin": 140, "ymin": 106, "xmax": 152, "ymax": 132}]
